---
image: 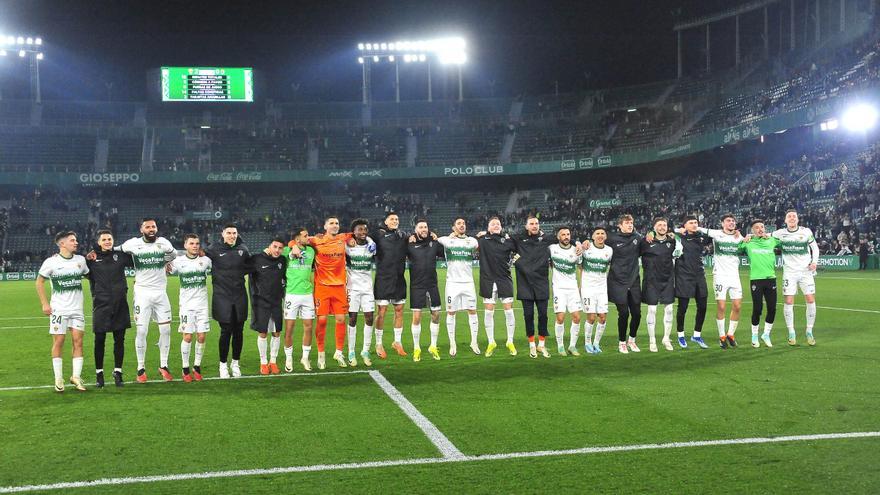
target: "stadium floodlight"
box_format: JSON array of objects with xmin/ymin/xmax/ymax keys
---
[
  {"xmin": 358, "ymin": 56, "xmax": 364, "ymax": 64},
  {"xmin": 36, "ymin": 52, "xmax": 43, "ymax": 60},
  {"xmin": 6, "ymin": 36, "xmax": 13, "ymax": 45},
  {"xmin": 418, "ymin": 54, "xmax": 426, "ymax": 62},
  {"xmin": 365, "ymin": 43, "xmax": 372, "ymax": 50},
  {"xmin": 372, "ymin": 55, "xmax": 379, "ymax": 62},
  {"xmin": 25, "ymin": 37, "xmax": 33, "ymax": 45},
  {"xmin": 16, "ymin": 36, "xmax": 23, "ymax": 44},
  {"xmin": 388, "ymin": 55, "xmax": 395, "ymax": 62},
  {"xmin": 841, "ymin": 103, "xmax": 878, "ymax": 132},
  {"xmin": 18, "ymin": 50, "xmax": 25, "ymax": 57},
  {"xmin": 358, "ymin": 43, "xmax": 365, "ymax": 50},
  {"xmin": 35, "ymin": 37, "xmax": 41, "ymax": 45},
  {"xmin": 380, "ymin": 43, "xmax": 388, "ymax": 50}
]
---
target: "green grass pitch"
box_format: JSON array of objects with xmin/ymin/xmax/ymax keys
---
[{"xmin": 1, "ymin": 269, "xmax": 878, "ymax": 494}]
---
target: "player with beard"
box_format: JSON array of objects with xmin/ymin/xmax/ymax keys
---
[{"xmin": 406, "ymin": 219, "xmax": 445, "ymax": 361}]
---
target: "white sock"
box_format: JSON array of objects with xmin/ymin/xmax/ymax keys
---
[
  {"xmin": 595, "ymin": 322, "xmax": 606, "ymax": 345},
  {"xmin": 374, "ymin": 328, "xmax": 384, "ymax": 346},
  {"xmin": 783, "ymin": 304, "xmax": 795, "ymax": 332},
  {"xmin": 663, "ymin": 305, "xmax": 674, "ymax": 339},
  {"xmin": 270, "ymin": 335, "xmax": 281, "ymax": 363},
  {"xmin": 72, "ymin": 356, "xmax": 83, "ymax": 378},
  {"xmin": 484, "ymin": 309, "xmax": 496, "ymax": 344},
  {"xmin": 554, "ymin": 322, "xmax": 565, "ymax": 346},
  {"xmin": 96, "ymin": 368, "xmax": 103, "ymax": 374},
  {"xmin": 158, "ymin": 323, "xmax": 172, "ymax": 368},
  {"xmin": 257, "ymin": 335, "xmax": 268, "ymax": 365},
  {"xmin": 716, "ymin": 318, "xmax": 726, "ymax": 337},
  {"xmin": 181, "ymin": 340, "xmax": 191, "ymax": 368},
  {"xmin": 694, "ymin": 331, "xmax": 702, "ymax": 338},
  {"xmin": 284, "ymin": 345, "xmax": 293, "ymax": 361},
  {"xmin": 363, "ymin": 325, "xmax": 373, "ymax": 352},
  {"xmin": 232, "ymin": 359, "xmax": 240, "ymax": 369},
  {"xmin": 194, "ymin": 341, "xmax": 205, "ymax": 366},
  {"xmin": 446, "ymin": 314, "xmax": 456, "ymax": 344},
  {"xmin": 430, "ymin": 321, "xmax": 440, "ymax": 347},
  {"xmin": 504, "ymin": 308, "xmax": 516, "ymax": 343},
  {"xmin": 751, "ymin": 324, "xmax": 760, "ymax": 336},
  {"xmin": 135, "ymin": 323, "xmax": 148, "ymax": 369},
  {"xmin": 393, "ymin": 327, "xmax": 403, "ymax": 344},
  {"xmin": 805, "ymin": 302, "xmax": 816, "ymax": 333},
  {"xmin": 677, "ymin": 331, "xmax": 685, "ymax": 338},
  {"xmin": 763, "ymin": 322, "xmax": 774, "ymax": 335},
  {"xmin": 568, "ymin": 321, "xmax": 580, "ymax": 348},
  {"xmin": 537, "ymin": 337, "xmax": 546, "ymax": 349},
  {"xmin": 347, "ymin": 326, "xmax": 357, "ymax": 354},
  {"xmin": 727, "ymin": 320, "xmax": 738, "ymax": 336},
  {"xmin": 529, "ymin": 340, "xmax": 537, "ymax": 349},
  {"xmin": 468, "ymin": 314, "xmax": 479, "ymax": 345},
  {"xmin": 411, "ymin": 322, "xmax": 422, "ymax": 350},
  {"xmin": 52, "ymin": 357, "xmax": 63, "ymax": 381},
  {"xmin": 583, "ymin": 322, "xmax": 594, "ymax": 346},
  {"xmin": 646, "ymin": 305, "xmax": 658, "ymax": 343},
  {"xmin": 302, "ymin": 345, "xmax": 311, "ymax": 360}
]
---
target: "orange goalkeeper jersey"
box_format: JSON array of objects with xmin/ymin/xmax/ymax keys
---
[{"xmin": 305, "ymin": 233, "xmax": 352, "ymax": 287}]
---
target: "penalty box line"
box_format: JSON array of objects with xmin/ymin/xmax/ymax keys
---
[{"xmin": 0, "ymin": 431, "xmax": 877, "ymax": 493}]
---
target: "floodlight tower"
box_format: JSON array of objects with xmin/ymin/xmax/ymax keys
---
[
  {"xmin": 357, "ymin": 37, "xmax": 467, "ymax": 103},
  {"xmin": 0, "ymin": 35, "xmax": 44, "ymax": 102}
]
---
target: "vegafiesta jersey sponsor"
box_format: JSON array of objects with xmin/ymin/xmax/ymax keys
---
[
  {"xmin": 699, "ymin": 228, "xmax": 742, "ymax": 278},
  {"xmin": 38, "ymin": 254, "xmax": 89, "ymax": 315},
  {"xmin": 169, "ymin": 255, "xmax": 211, "ymax": 311},
  {"xmin": 772, "ymin": 227, "xmax": 818, "ymax": 272},
  {"xmin": 346, "ymin": 241, "xmax": 375, "ymax": 292},
  {"xmin": 580, "ymin": 244, "xmax": 613, "ymax": 290},
  {"xmin": 120, "ymin": 236, "xmax": 176, "ymax": 291},
  {"xmin": 439, "ymin": 235, "xmax": 478, "ymax": 284},
  {"xmin": 549, "ymin": 244, "xmax": 580, "ymax": 290}
]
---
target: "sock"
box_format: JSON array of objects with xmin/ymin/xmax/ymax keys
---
[
  {"xmin": 194, "ymin": 341, "xmax": 205, "ymax": 366},
  {"xmin": 694, "ymin": 331, "xmax": 702, "ymax": 338},
  {"xmin": 374, "ymin": 328, "xmax": 384, "ymax": 346},
  {"xmin": 270, "ymin": 335, "xmax": 281, "ymax": 363},
  {"xmin": 583, "ymin": 322, "xmax": 594, "ymax": 346},
  {"xmin": 72, "ymin": 356, "xmax": 83, "ymax": 378},
  {"xmin": 411, "ymin": 323, "xmax": 422, "ymax": 350},
  {"xmin": 484, "ymin": 309, "xmax": 496, "ymax": 344},
  {"xmin": 135, "ymin": 323, "xmax": 148, "ymax": 369},
  {"xmin": 158, "ymin": 323, "xmax": 172, "ymax": 368},
  {"xmin": 763, "ymin": 322, "xmax": 774, "ymax": 335},
  {"xmin": 568, "ymin": 321, "xmax": 580, "ymax": 348},
  {"xmin": 783, "ymin": 303, "xmax": 795, "ymax": 332},
  {"xmin": 347, "ymin": 326, "xmax": 357, "ymax": 354},
  {"xmin": 231, "ymin": 359, "xmax": 239, "ymax": 369},
  {"xmin": 646, "ymin": 305, "xmax": 657, "ymax": 343},
  {"xmin": 257, "ymin": 336, "xmax": 268, "ymax": 365},
  {"xmin": 363, "ymin": 325, "xmax": 373, "ymax": 352},
  {"xmin": 595, "ymin": 322, "xmax": 606, "ymax": 345},
  {"xmin": 52, "ymin": 357, "xmax": 63, "ymax": 381},
  {"xmin": 554, "ymin": 322, "xmax": 565, "ymax": 347},
  {"xmin": 468, "ymin": 314, "xmax": 479, "ymax": 345},
  {"xmin": 446, "ymin": 314, "xmax": 456, "ymax": 345},
  {"xmin": 677, "ymin": 331, "xmax": 685, "ymax": 338},
  {"xmin": 181, "ymin": 340, "xmax": 192, "ymax": 368},
  {"xmin": 529, "ymin": 339, "xmax": 536, "ymax": 349},
  {"xmin": 335, "ymin": 321, "xmax": 346, "ymax": 351},
  {"xmin": 716, "ymin": 318, "xmax": 726, "ymax": 338},
  {"xmin": 538, "ymin": 336, "xmax": 546, "ymax": 348},
  {"xmin": 302, "ymin": 345, "xmax": 311, "ymax": 360},
  {"xmin": 96, "ymin": 368, "xmax": 103, "ymax": 374},
  {"xmin": 114, "ymin": 367, "xmax": 122, "ymax": 373},
  {"xmin": 504, "ymin": 308, "xmax": 516, "ymax": 343},
  {"xmin": 663, "ymin": 305, "xmax": 674, "ymax": 340},
  {"xmin": 393, "ymin": 327, "xmax": 403, "ymax": 344},
  {"xmin": 751, "ymin": 324, "xmax": 760, "ymax": 336},
  {"xmin": 315, "ymin": 319, "xmax": 326, "ymax": 353},
  {"xmin": 727, "ymin": 320, "xmax": 738, "ymax": 336},
  {"xmin": 284, "ymin": 345, "xmax": 294, "ymax": 361},
  {"xmin": 430, "ymin": 321, "xmax": 440, "ymax": 347},
  {"xmin": 805, "ymin": 302, "xmax": 816, "ymax": 333}
]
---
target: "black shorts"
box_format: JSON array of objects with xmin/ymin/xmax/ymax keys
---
[
  {"xmin": 250, "ymin": 304, "xmax": 283, "ymax": 333},
  {"xmin": 410, "ymin": 285, "xmax": 441, "ymax": 310},
  {"xmin": 479, "ymin": 277, "xmax": 514, "ymax": 300},
  {"xmin": 608, "ymin": 282, "xmax": 641, "ymax": 305},
  {"xmin": 675, "ymin": 275, "xmax": 708, "ymax": 299},
  {"xmin": 92, "ymin": 297, "xmax": 131, "ymax": 333},
  {"xmin": 374, "ymin": 274, "xmax": 407, "ymax": 301},
  {"xmin": 642, "ymin": 280, "xmax": 675, "ymax": 305}
]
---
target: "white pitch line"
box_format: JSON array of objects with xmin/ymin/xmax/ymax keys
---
[
  {"xmin": 0, "ymin": 369, "xmax": 370, "ymax": 392},
  {"xmin": 368, "ymin": 370, "xmax": 465, "ymax": 460},
  {"xmin": 1, "ymin": 431, "xmax": 876, "ymax": 493}
]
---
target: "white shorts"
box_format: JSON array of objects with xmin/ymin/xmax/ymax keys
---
[
  {"xmin": 284, "ymin": 294, "xmax": 315, "ymax": 320},
  {"xmin": 376, "ymin": 299, "xmax": 406, "ymax": 306},
  {"xmin": 133, "ymin": 289, "xmax": 172, "ymax": 326},
  {"xmin": 553, "ymin": 287, "xmax": 583, "ymax": 314},
  {"xmin": 782, "ymin": 271, "xmax": 816, "ymax": 296},
  {"xmin": 482, "ymin": 283, "xmax": 514, "ymax": 305},
  {"xmin": 348, "ymin": 290, "xmax": 375, "ymax": 313},
  {"xmin": 712, "ymin": 276, "xmax": 743, "ymax": 301},
  {"xmin": 178, "ymin": 307, "xmax": 210, "ymax": 334},
  {"xmin": 581, "ymin": 289, "xmax": 609, "ymax": 315},
  {"xmin": 446, "ymin": 282, "xmax": 477, "ymax": 312},
  {"xmin": 49, "ymin": 313, "xmax": 85, "ymax": 335}
]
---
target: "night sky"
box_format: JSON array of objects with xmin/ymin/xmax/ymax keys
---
[{"xmin": 0, "ymin": 0, "xmax": 750, "ymax": 102}]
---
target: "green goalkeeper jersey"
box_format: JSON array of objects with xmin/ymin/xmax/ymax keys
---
[
  {"xmin": 282, "ymin": 245, "xmax": 315, "ymax": 295},
  {"xmin": 738, "ymin": 236, "xmax": 780, "ymax": 280}
]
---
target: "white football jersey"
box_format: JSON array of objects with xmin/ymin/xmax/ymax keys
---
[
  {"xmin": 439, "ymin": 235, "xmax": 478, "ymax": 284},
  {"xmin": 346, "ymin": 241, "xmax": 375, "ymax": 292},
  {"xmin": 169, "ymin": 255, "xmax": 211, "ymax": 311},
  {"xmin": 549, "ymin": 243, "xmax": 580, "ymax": 290},
  {"xmin": 580, "ymin": 244, "xmax": 613, "ymax": 291},
  {"xmin": 120, "ymin": 236, "xmax": 175, "ymax": 291},
  {"xmin": 699, "ymin": 228, "xmax": 742, "ymax": 279},
  {"xmin": 772, "ymin": 227, "xmax": 819, "ymax": 272},
  {"xmin": 38, "ymin": 254, "xmax": 89, "ymax": 315}
]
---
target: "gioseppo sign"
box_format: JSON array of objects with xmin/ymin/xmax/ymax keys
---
[{"xmin": 79, "ymin": 173, "xmax": 140, "ymax": 184}]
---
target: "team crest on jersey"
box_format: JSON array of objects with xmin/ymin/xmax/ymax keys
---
[
  {"xmin": 632, "ymin": 239, "xmax": 637, "ymax": 245},
  {"xmin": 113, "ymin": 254, "xmax": 118, "ymax": 261},
  {"xmin": 238, "ymin": 250, "xmax": 244, "ymax": 256},
  {"xmin": 277, "ymin": 262, "xmax": 283, "ymax": 269}
]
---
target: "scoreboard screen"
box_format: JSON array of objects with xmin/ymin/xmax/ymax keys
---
[{"xmin": 161, "ymin": 67, "xmax": 254, "ymax": 102}]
